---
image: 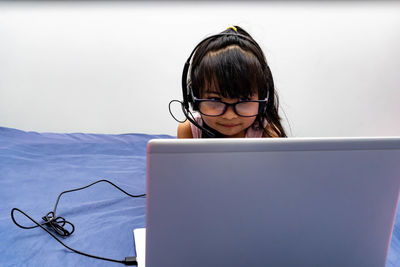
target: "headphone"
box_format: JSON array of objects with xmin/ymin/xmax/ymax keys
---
[{"xmin": 180, "ymin": 29, "xmax": 271, "ymax": 137}]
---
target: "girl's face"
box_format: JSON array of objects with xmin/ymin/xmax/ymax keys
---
[{"xmin": 200, "ymin": 90, "xmax": 258, "ymax": 138}]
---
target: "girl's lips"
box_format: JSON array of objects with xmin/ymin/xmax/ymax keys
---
[{"xmin": 219, "ymin": 123, "xmax": 239, "ymax": 128}]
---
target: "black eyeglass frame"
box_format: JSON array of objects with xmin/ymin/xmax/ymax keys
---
[{"xmin": 192, "ymin": 96, "xmax": 267, "ymax": 117}]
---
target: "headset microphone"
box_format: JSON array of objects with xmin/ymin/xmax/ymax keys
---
[
  {"xmin": 168, "ymin": 99, "xmax": 216, "ymax": 138},
  {"xmin": 181, "ymin": 105, "xmax": 216, "ymax": 138}
]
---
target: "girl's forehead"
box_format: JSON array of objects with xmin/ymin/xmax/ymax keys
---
[{"xmin": 203, "ymin": 87, "xmax": 258, "ymax": 97}]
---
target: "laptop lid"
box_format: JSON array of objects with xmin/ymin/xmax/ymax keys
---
[{"xmin": 145, "ymin": 137, "xmax": 400, "ymax": 267}]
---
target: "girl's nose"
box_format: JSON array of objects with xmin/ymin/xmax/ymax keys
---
[{"xmin": 221, "ymin": 105, "xmax": 237, "ymax": 119}]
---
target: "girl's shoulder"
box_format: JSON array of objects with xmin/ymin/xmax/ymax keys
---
[{"xmin": 177, "ymin": 120, "xmax": 194, "ymax": 138}]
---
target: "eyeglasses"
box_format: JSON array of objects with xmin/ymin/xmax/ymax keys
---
[{"xmin": 193, "ymin": 97, "xmax": 267, "ymax": 117}]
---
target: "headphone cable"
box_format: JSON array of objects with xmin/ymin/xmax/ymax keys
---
[{"xmin": 11, "ymin": 179, "xmax": 144, "ymax": 266}]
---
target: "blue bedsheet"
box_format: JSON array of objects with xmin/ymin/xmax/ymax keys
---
[
  {"xmin": 0, "ymin": 126, "xmax": 173, "ymax": 266},
  {"xmin": 0, "ymin": 126, "xmax": 399, "ymax": 266}
]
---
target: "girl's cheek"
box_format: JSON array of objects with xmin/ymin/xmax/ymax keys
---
[{"xmin": 201, "ymin": 116, "xmax": 216, "ymax": 127}]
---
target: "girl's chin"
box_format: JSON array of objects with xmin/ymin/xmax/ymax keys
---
[{"xmin": 216, "ymin": 127, "xmax": 245, "ymax": 137}]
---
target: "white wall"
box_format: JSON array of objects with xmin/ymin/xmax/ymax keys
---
[{"xmin": 0, "ymin": 1, "xmax": 399, "ymax": 137}]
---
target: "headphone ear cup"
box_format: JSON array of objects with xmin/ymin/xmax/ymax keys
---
[
  {"xmin": 187, "ymin": 84, "xmax": 200, "ymax": 111},
  {"xmin": 192, "ymin": 101, "xmax": 199, "ymax": 111},
  {"xmin": 259, "ymin": 94, "xmax": 268, "ymax": 114},
  {"xmin": 259, "ymin": 102, "xmax": 266, "ymax": 115},
  {"xmin": 182, "ymin": 62, "xmax": 191, "ymax": 109}
]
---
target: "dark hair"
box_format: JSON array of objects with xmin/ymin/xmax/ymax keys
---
[{"xmin": 189, "ymin": 26, "xmax": 287, "ymax": 137}]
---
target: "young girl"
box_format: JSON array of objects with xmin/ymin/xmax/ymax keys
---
[{"xmin": 177, "ymin": 26, "xmax": 287, "ymax": 138}]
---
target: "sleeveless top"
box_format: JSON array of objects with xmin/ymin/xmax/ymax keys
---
[{"xmin": 190, "ymin": 112, "xmax": 267, "ymax": 138}]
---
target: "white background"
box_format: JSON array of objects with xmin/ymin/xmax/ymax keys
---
[{"xmin": 1, "ymin": 1, "xmax": 399, "ymax": 137}]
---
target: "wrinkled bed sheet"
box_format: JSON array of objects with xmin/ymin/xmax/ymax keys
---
[
  {"xmin": 0, "ymin": 126, "xmax": 399, "ymax": 266},
  {"xmin": 0, "ymin": 126, "xmax": 172, "ymax": 266}
]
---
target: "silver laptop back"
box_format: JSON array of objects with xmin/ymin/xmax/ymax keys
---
[{"xmin": 146, "ymin": 137, "xmax": 400, "ymax": 267}]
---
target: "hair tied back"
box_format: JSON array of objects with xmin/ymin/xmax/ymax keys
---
[{"xmin": 226, "ymin": 26, "xmax": 238, "ymax": 32}]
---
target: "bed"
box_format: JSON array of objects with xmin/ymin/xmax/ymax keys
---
[{"xmin": 0, "ymin": 126, "xmax": 399, "ymax": 266}]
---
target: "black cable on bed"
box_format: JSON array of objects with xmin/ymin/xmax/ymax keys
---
[{"xmin": 10, "ymin": 179, "xmax": 145, "ymax": 266}]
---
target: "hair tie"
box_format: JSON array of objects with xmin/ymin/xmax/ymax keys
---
[{"xmin": 226, "ymin": 26, "xmax": 238, "ymax": 32}]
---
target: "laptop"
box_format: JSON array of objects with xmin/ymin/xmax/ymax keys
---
[{"xmin": 138, "ymin": 137, "xmax": 400, "ymax": 267}]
